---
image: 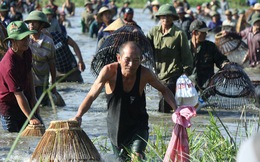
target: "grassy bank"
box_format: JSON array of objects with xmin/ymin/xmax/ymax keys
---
[{"xmin": 41, "ymin": 0, "xmax": 248, "ymax": 9}]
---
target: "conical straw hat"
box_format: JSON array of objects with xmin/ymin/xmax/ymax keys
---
[
  {"xmin": 103, "ymin": 18, "xmax": 125, "ymax": 32},
  {"xmin": 151, "ymin": 0, "xmax": 160, "ymax": 6}
]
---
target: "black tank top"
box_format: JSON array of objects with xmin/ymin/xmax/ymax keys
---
[{"xmin": 106, "ymin": 64, "xmax": 148, "ymax": 147}]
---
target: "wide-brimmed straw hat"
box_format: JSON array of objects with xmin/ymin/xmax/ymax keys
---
[
  {"xmin": 97, "ymin": 6, "xmax": 115, "ymax": 22},
  {"xmin": 24, "ymin": 11, "xmax": 51, "ymax": 28},
  {"xmin": 225, "ymin": 10, "xmax": 232, "ymax": 16},
  {"xmin": 210, "ymin": 10, "xmax": 219, "ymax": 17},
  {"xmin": 155, "ymin": 4, "xmax": 178, "ymax": 20},
  {"xmin": 4, "ymin": 21, "xmax": 37, "ymax": 42},
  {"xmin": 250, "ymin": 13, "xmax": 260, "ymax": 26},
  {"xmin": 253, "ymin": 3, "xmax": 260, "ymax": 10},
  {"xmin": 0, "ymin": 4, "xmax": 8, "ymax": 12},
  {"xmin": 151, "ymin": 0, "xmax": 160, "ymax": 6},
  {"xmin": 103, "ymin": 18, "xmax": 125, "ymax": 32},
  {"xmin": 84, "ymin": 0, "xmax": 93, "ymax": 6}
]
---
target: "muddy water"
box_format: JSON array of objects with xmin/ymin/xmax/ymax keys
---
[{"xmin": 0, "ymin": 8, "xmax": 259, "ymax": 162}]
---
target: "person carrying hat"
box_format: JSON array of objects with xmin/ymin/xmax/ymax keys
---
[
  {"xmin": 123, "ymin": 7, "xmax": 138, "ymax": 25},
  {"xmin": 223, "ymin": 12, "xmax": 260, "ymax": 67},
  {"xmin": 45, "ymin": 0, "xmax": 59, "ymax": 18},
  {"xmin": 0, "ymin": 21, "xmax": 43, "ymax": 132},
  {"xmin": 42, "ymin": 7, "xmax": 62, "ymax": 34},
  {"xmin": 24, "ymin": 11, "xmax": 58, "ymax": 106},
  {"xmin": 0, "ymin": 3, "xmax": 10, "ymax": 27},
  {"xmin": 189, "ymin": 19, "xmax": 229, "ymax": 92},
  {"xmin": 174, "ymin": 6, "xmax": 192, "ymax": 39},
  {"xmin": 97, "ymin": 6, "xmax": 115, "ymax": 41},
  {"xmin": 208, "ymin": 10, "xmax": 222, "ymax": 33},
  {"xmin": 147, "ymin": 4, "xmax": 193, "ymax": 113},
  {"xmin": 58, "ymin": 11, "xmax": 71, "ymax": 35},
  {"xmin": 222, "ymin": 9, "xmax": 236, "ymax": 31},
  {"xmin": 118, "ymin": 0, "xmax": 131, "ymax": 17},
  {"xmin": 81, "ymin": 0, "xmax": 94, "ymax": 33}
]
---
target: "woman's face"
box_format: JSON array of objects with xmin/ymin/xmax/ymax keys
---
[{"xmin": 101, "ymin": 11, "xmax": 112, "ymax": 23}]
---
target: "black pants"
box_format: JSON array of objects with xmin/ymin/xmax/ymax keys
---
[{"xmin": 158, "ymin": 79, "xmax": 176, "ymax": 113}]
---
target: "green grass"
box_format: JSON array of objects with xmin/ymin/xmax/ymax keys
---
[{"xmin": 93, "ymin": 111, "xmax": 257, "ymax": 162}]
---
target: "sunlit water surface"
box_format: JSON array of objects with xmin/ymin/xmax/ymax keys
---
[{"xmin": 0, "ymin": 7, "xmax": 259, "ymax": 162}]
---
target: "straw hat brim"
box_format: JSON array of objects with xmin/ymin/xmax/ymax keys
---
[
  {"xmin": 103, "ymin": 18, "xmax": 125, "ymax": 32},
  {"xmin": 4, "ymin": 30, "xmax": 37, "ymax": 42}
]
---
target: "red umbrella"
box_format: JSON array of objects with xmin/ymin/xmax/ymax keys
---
[{"xmin": 164, "ymin": 106, "xmax": 196, "ymax": 162}]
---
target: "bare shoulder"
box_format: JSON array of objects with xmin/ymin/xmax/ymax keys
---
[
  {"xmin": 140, "ymin": 66, "xmax": 156, "ymax": 80},
  {"xmin": 99, "ymin": 62, "xmax": 118, "ymax": 79}
]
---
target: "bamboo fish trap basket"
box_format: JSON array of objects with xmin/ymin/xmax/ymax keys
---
[
  {"xmin": 31, "ymin": 120, "xmax": 102, "ymax": 162},
  {"xmin": 215, "ymin": 32, "xmax": 248, "ymax": 65},
  {"xmin": 91, "ymin": 24, "xmax": 154, "ymax": 76},
  {"xmin": 201, "ymin": 63, "xmax": 257, "ymax": 110},
  {"xmin": 21, "ymin": 124, "xmax": 45, "ymax": 137}
]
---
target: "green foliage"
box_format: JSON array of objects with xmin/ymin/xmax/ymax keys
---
[{"xmin": 188, "ymin": 112, "xmax": 237, "ymax": 162}]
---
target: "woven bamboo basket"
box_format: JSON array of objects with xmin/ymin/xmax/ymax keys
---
[
  {"xmin": 215, "ymin": 32, "xmax": 248, "ymax": 65},
  {"xmin": 201, "ymin": 63, "xmax": 256, "ymax": 110},
  {"xmin": 21, "ymin": 124, "xmax": 45, "ymax": 137},
  {"xmin": 31, "ymin": 120, "xmax": 102, "ymax": 162}
]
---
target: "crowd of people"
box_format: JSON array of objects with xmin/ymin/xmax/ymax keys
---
[{"xmin": 0, "ymin": 0, "xmax": 259, "ymax": 161}]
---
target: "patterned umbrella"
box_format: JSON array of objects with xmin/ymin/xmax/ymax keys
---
[{"xmin": 91, "ymin": 23, "xmax": 154, "ymax": 76}]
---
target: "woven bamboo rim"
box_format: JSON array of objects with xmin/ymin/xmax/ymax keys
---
[
  {"xmin": 215, "ymin": 32, "xmax": 224, "ymax": 39},
  {"xmin": 26, "ymin": 124, "xmax": 45, "ymax": 130},
  {"xmin": 47, "ymin": 120, "xmax": 80, "ymax": 130}
]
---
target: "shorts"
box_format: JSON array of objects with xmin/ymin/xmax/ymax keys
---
[
  {"xmin": 1, "ymin": 113, "xmax": 44, "ymax": 132},
  {"xmin": 111, "ymin": 128, "xmax": 149, "ymax": 161}
]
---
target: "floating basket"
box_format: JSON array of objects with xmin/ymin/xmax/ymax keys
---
[
  {"xmin": 31, "ymin": 120, "xmax": 102, "ymax": 162},
  {"xmin": 215, "ymin": 32, "xmax": 248, "ymax": 65},
  {"xmin": 201, "ymin": 63, "xmax": 256, "ymax": 110},
  {"xmin": 91, "ymin": 24, "xmax": 154, "ymax": 76},
  {"xmin": 21, "ymin": 124, "xmax": 45, "ymax": 137}
]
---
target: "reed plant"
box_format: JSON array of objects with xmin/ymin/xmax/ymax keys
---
[{"xmin": 93, "ymin": 110, "xmax": 257, "ymax": 162}]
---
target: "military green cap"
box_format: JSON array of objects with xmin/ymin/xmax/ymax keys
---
[
  {"xmin": 4, "ymin": 21, "xmax": 37, "ymax": 42},
  {"xmin": 42, "ymin": 8, "xmax": 54, "ymax": 15},
  {"xmin": 155, "ymin": 4, "xmax": 178, "ymax": 20},
  {"xmin": 24, "ymin": 10, "xmax": 50, "ymax": 28},
  {"xmin": 250, "ymin": 13, "xmax": 260, "ymax": 26}
]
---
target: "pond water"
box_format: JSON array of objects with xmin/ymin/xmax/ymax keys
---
[{"xmin": 0, "ymin": 7, "xmax": 259, "ymax": 162}]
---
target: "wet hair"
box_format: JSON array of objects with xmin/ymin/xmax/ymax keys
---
[{"xmin": 118, "ymin": 41, "xmax": 142, "ymax": 56}]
